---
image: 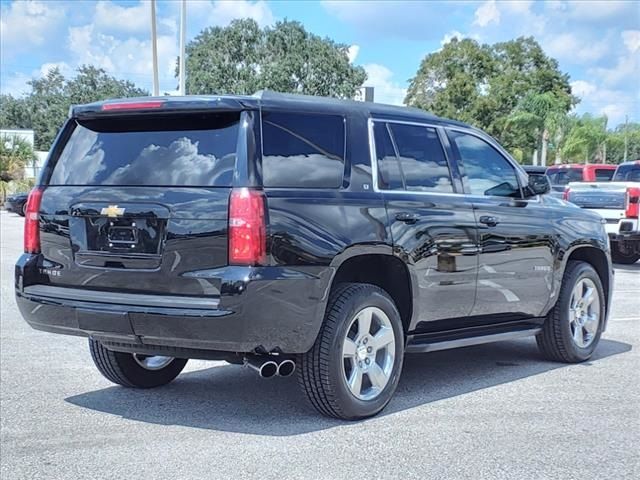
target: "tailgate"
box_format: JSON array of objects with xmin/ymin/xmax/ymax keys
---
[{"xmin": 35, "ymin": 111, "xmax": 241, "ymax": 298}]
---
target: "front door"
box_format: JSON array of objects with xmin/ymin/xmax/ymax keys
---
[
  {"xmin": 371, "ymin": 120, "xmax": 478, "ymax": 328},
  {"xmin": 446, "ymin": 129, "xmax": 555, "ymax": 318}
]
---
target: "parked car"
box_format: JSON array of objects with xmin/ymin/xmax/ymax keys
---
[
  {"xmin": 612, "ymin": 160, "xmax": 640, "ymax": 182},
  {"xmin": 15, "ymin": 92, "xmax": 613, "ymax": 419},
  {"xmin": 3, "ymin": 192, "xmax": 29, "ymax": 216},
  {"xmin": 565, "ymin": 161, "xmax": 640, "ymax": 264},
  {"xmin": 546, "ymin": 164, "xmax": 616, "ymax": 197}
]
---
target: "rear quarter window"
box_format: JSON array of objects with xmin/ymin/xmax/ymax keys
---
[
  {"xmin": 48, "ymin": 113, "xmax": 240, "ymax": 187},
  {"xmin": 261, "ymin": 111, "xmax": 345, "ymax": 188}
]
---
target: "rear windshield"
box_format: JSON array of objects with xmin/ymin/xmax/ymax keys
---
[
  {"xmin": 48, "ymin": 113, "xmax": 240, "ymax": 186},
  {"xmin": 594, "ymin": 168, "xmax": 615, "ymax": 181},
  {"xmin": 613, "ymin": 164, "xmax": 640, "ymax": 182},
  {"xmin": 546, "ymin": 168, "xmax": 582, "ymax": 185}
]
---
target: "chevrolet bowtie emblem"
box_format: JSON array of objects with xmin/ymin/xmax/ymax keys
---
[{"xmin": 101, "ymin": 205, "xmax": 125, "ymax": 217}]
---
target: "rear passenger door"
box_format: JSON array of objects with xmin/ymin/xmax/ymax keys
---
[
  {"xmin": 372, "ymin": 120, "xmax": 478, "ymax": 328},
  {"xmin": 446, "ymin": 129, "xmax": 555, "ymax": 319}
]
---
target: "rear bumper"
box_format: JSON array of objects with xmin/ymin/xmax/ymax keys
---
[{"xmin": 15, "ymin": 254, "xmax": 333, "ymax": 354}]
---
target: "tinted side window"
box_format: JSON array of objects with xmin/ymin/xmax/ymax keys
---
[
  {"xmin": 594, "ymin": 169, "xmax": 614, "ymax": 181},
  {"xmin": 374, "ymin": 122, "xmax": 404, "ymax": 190},
  {"xmin": 387, "ymin": 124, "xmax": 453, "ymax": 193},
  {"xmin": 448, "ymin": 130, "xmax": 521, "ymax": 197},
  {"xmin": 262, "ymin": 112, "xmax": 345, "ymax": 188}
]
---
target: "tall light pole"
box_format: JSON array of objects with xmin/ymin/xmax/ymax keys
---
[
  {"xmin": 150, "ymin": 0, "xmax": 159, "ymax": 96},
  {"xmin": 179, "ymin": 0, "xmax": 186, "ymax": 95}
]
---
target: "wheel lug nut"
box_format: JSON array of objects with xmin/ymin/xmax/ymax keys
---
[
  {"xmin": 363, "ymin": 338, "xmax": 368, "ymax": 345},
  {"xmin": 365, "ymin": 358, "xmax": 370, "ymax": 365},
  {"xmin": 367, "ymin": 347, "xmax": 372, "ymax": 353},
  {"xmin": 358, "ymin": 361, "xmax": 363, "ymax": 368}
]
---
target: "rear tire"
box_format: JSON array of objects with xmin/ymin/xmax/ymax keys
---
[
  {"xmin": 19, "ymin": 202, "xmax": 27, "ymax": 217},
  {"xmin": 89, "ymin": 339, "xmax": 187, "ymax": 388},
  {"xmin": 298, "ymin": 283, "xmax": 404, "ymax": 420},
  {"xmin": 611, "ymin": 245, "xmax": 639, "ymax": 264},
  {"xmin": 536, "ymin": 261, "xmax": 605, "ymax": 363}
]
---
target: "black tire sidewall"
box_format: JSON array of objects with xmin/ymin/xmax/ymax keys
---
[
  {"xmin": 557, "ymin": 263, "xmax": 606, "ymax": 361},
  {"xmin": 327, "ymin": 287, "xmax": 404, "ymax": 419}
]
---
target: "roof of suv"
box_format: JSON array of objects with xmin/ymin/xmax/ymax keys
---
[{"xmin": 71, "ymin": 90, "xmax": 472, "ymax": 129}]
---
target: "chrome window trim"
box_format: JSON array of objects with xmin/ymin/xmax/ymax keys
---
[
  {"xmin": 367, "ymin": 118, "xmax": 463, "ymax": 198},
  {"xmin": 368, "ymin": 118, "xmax": 541, "ymax": 202}
]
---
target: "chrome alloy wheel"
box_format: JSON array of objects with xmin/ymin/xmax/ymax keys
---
[
  {"xmin": 342, "ymin": 306, "xmax": 396, "ymax": 401},
  {"xmin": 132, "ymin": 354, "xmax": 175, "ymax": 371},
  {"xmin": 569, "ymin": 278, "xmax": 600, "ymax": 348}
]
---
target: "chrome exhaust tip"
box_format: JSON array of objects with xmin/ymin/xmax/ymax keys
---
[
  {"xmin": 277, "ymin": 359, "xmax": 296, "ymax": 377},
  {"xmin": 244, "ymin": 356, "xmax": 278, "ymax": 378}
]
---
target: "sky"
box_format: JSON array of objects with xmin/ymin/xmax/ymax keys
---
[{"xmin": 1, "ymin": 0, "xmax": 638, "ymax": 127}]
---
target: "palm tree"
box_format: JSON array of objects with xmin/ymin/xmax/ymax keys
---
[
  {"xmin": 562, "ymin": 114, "xmax": 608, "ymax": 164},
  {"xmin": 506, "ymin": 92, "xmax": 568, "ymax": 166},
  {"xmin": 0, "ymin": 135, "xmax": 36, "ymax": 203}
]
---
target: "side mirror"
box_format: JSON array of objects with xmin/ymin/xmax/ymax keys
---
[{"xmin": 526, "ymin": 173, "xmax": 551, "ymax": 196}]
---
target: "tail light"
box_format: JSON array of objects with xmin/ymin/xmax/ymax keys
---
[
  {"xmin": 228, "ymin": 188, "xmax": 267, "ymax": 265},
  {"xmin": 625, "ymin": 187, "xmax": 640, "ymax": 219},
  {"xmin": 101, "ymin": 100, "xmax": 164, "ymax": 111},
  {"xmin": 24, "ymin": 187, "xmax": 44, "ymax": 253},
  {"xmin": 563, "ymin": 187, "xmax": 570, "ymax": 201}
]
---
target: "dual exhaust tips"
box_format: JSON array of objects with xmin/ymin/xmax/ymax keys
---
[{"xmin": 244, "ymin": 356, "xmax": 295, "ymax": 378}]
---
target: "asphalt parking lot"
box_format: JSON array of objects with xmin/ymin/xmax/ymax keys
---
[{"xmin": 1, "ymin": 209, "xmax": 639, "ymax": 480}]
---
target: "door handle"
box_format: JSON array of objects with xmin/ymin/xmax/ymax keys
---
[
  {"xmin": 479, "ymin": 215, "xmax": 499, "ymax": 227},
  {"xmin": 395, "ymin": 212, "xmax": 419, "ymax": 224}
]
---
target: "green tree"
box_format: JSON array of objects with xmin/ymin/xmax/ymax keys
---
[
  {"xmin": 0, "ymin": 135, "xmax": 36, "ymax": 202},
  {"xmin": 0, "ymin": 94, "xmax": 31, "ymax": 129},
  {"xmin": 0, "ymin": 66, "xmax": 147, "ymax": 150},
  {"xmin": 562, "ymin": 114, "xmax": 608, "ymax": 163},
  {"xmin": 405, "ymin": 38, "xmax": 495, "ymax": 125},
  {"xmin": 506, "ymin": 92, "xmax": 569, "ymax": 166},
  {"xmin": 183, "ymin": 19, "xmax": 367, "ymax": 98},
  {"xmin": 405, "ymin": 36, "xmax": 576, "ymax": 157},
  {"xmin": 606, "ymin": 123, "xmax": 640, "ymax": 163}
]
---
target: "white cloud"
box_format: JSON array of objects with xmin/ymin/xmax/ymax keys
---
[
  {"xmin": 473, "ymin": 0, "xmax": 500, "ymax": 27},
  {"xmin": 363, "ymin": 64, "xmax": 406, "ymax": 106},
  {"xmin": 189, "ymin": 0, "xmax": 275, "ymax": 29},
  {"xmin": 0, "ymin": 1, "xmax": 65, "ymax": 54},
  {"xmin": 571, "ymin": 80, "xmax": 597, "ymax": 98},
  {"xmin": 93, "ymin": 1, "xmax": 150, "ymax": 34},
  {"xmin": 347, "ymin": 45, "xmax": 360, "ymax": 64},
  {"xmin": 0, "ymin": 72, "xmax": 32, "ymax": 97},
  {"xmin": 622, "ymin": 30, "xmax": 640, "ymax": 53},
  {"xmin": 566, "ymin": 0, "xmax": 633, "ymax": 21},
  {"xmin": 67, "ymin": 23, "xmax": 178, "ymax": 92},
  {"xmin": 544, "ymin": 33, "xmax": 611, "ymax": 64}
]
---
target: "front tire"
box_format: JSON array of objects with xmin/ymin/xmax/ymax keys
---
[
  {"xmin": 89, "ymin": 339, "xmax": 188, "ymax": 388},
  {"xmin": 536, "ymin": 261, "xmax": 605, "ymax": 363},
  {"xmin": 298, "ymin": 283, "xmax": 404, "ymax": 420}
]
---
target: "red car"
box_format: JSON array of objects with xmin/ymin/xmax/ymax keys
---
[{"xmin": 546, "ymin": 164, "xmax": 616, "ymax": 195}]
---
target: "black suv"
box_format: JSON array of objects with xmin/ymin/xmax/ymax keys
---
[{"xmin": 15, "ymin": 92, "xmax": 613, "ymax": 419}]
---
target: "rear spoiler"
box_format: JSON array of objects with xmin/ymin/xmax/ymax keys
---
[{"xmin": 70, "ymin": 96, "xmax": 258, "ymax": 119}]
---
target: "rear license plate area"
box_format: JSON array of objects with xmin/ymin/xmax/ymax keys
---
[{"xmin": 107, "ymin": 225, "xmax": 138, "ymax": 246}]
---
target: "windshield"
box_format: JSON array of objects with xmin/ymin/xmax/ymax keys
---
[
  {"xmin": 613, "ymin": 164, "xmax": 640, "ymax": 182},
  {"xmin": 48, "ymin": 113, "xmax": 240, "ymax": 187},
  {"xmin": 546, "ymin": 168, "xmax": 582, "ymax": 185}
]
